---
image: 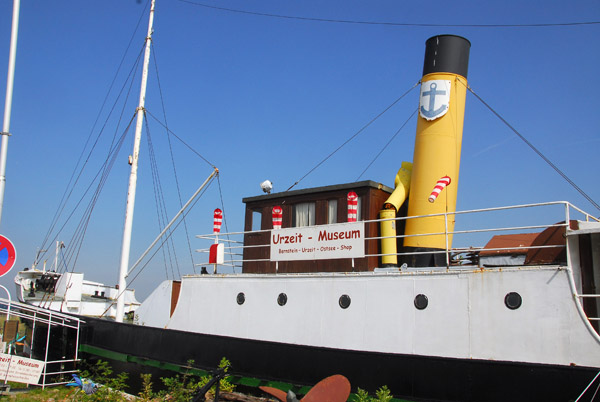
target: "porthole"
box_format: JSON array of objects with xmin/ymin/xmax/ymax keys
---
[
  {"xmin": 504, "ymin": 292, "xmax": 522, "ymax": 310},
  {"xmin": 339, "ymin": 294, "xmax": 351, "ymax": 309},
  {"xmin": 277, "ymin": 293, "xmax": 288, "ymax": 306},
  {"xmin": 236, "ymin": 292, "xmax": 245, "ymax": 305},
  {"xmin": 414, "ymin": 294, "xmax": 428, "ymax": 310}
]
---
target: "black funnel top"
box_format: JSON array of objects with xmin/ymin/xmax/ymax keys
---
[{"xmin": 422, "ymin": 35, "xmax": 471, "ymax": 78}]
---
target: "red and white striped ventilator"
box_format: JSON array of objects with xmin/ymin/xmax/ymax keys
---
[
  {"xmin": 347, "ymin": 192, "xmax": 358, "ymax": 222},
  {"xmin": 428, "ymin": 176, "xmax": 451, "ymax": 203},
  {"xmin": 272, "ymin": 206, "xmax": 283, "ymax": 229},
  {"xmin": 213, "ymin": 208, "xmax": 223, "ymax": 233}
]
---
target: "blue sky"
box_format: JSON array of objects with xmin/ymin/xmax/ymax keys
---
[{"xmin": 0, "ymin": 0, "xmax": 599, "ymax": 300}]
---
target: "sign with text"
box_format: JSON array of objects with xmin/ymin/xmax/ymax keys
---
[
  {"xmin": 0, "ymin": 353, "xmax": 44, "ymax": 384},
  {"xmin": 270, "ymin": 222, "xmax": 365, "ymax": 261}
]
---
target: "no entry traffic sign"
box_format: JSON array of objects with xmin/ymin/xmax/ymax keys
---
[{"xmin": 0, "ymin": 235, "xmax": 16, "ymax": 277}]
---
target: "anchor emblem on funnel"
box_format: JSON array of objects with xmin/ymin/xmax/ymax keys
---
[{"xmin": 419, "ymin": 80, "xmax": 451, "ymax": 121}]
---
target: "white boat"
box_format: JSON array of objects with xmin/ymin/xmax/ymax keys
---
[
  {"xmin": 6, "ymin": 2, "xmax": 599, "ymax": 401},
  {"xmin": 83, "ymin": 198, "xmax": 600, "ymax": 402},
  {"xmin": 13, "ymin": 236, "xmax": 140, "ymax": 320},
  {"xmin": 14, "ymin": 267, "xmax": 140, "ymax": 320},
  {"xmin": 79, "ymin": 30, "xmax": 600, "ymax": 402}
]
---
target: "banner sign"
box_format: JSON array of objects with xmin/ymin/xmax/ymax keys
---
[
  {"xmin": 270, "ymin": 222, "xmax": 365, "ymax": 261},
  {"xmin": 0, "ymin": 353, "xmax": 45, "ymax": 384}
]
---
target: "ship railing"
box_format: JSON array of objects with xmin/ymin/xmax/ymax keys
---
[
  {"xmin": 195, "ymin": 227, "xmax": 275, "ymax": 271},
  {"xmin": 0, "ymin": 298, "xmax": 82, "ymax": 389},
  {"xmin": 365, "ymin": 200, "xmax": 596, "ymax": 267},
  {"xmin": 194, "ymin": 200, "xmax": 597, "ymax": 271},
  {"xmin": 577, "ymin": 295, "xmax": 600, "ymax": 322}
]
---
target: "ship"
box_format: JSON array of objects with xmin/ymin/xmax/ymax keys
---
[
  {"xmin": 14, "ymin": 265, "xmax": 140, "ymax": 320},
  {"xmin": 4, "ymin": 2, "xmax": 599, "ymax": 401},
  {"xmin": 76, "ymin": 33, "xmax": 600, "ymax": 402}
]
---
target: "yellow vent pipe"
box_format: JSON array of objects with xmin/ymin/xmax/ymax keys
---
[{"xmin": 379, "ymin": 162, "xmax": 412, "ymax": 266}]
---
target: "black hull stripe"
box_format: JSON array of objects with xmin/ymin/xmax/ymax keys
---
[{"xmin": 80, "ymin": 317, "xmax": 599, "ymax": 402}]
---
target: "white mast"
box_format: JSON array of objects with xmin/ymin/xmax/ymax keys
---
[
  {"xmin": 0, "ymin": 0, "xmax": 21, "ymax": 227},
  {"xmin": 116, "ymin": 0, "xmax": 156, "ymax": 322},
  {"xmin": 54, "ymin": 241, "xmax": 64, "ymax": 271}
]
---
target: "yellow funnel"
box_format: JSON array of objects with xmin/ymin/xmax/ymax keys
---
[{"xmin": 403, "ymin": 35, "xmax": 470, "ymax": 266}]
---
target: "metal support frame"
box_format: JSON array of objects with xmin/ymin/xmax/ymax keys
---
[{"xmin": 0, "ymin": 298, "xmax": 82, "ymax": 389}]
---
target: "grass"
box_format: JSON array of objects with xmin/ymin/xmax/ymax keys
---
[
  {"xmin": 0, "ymin": 359, "xmax": 410, "ymax": 402},
  {"xmin": 1, "ymin": 385, "xmax": 74, "ymax": 401}
]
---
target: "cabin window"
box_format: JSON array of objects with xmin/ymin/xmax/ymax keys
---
[
  {"xmin": 357, "ymin": 196, "xmax": 362, "ymax": 221},
  {"xmin": 252, "ymin": 210, "xmax": 262, "ymax": 231},
  {"xmin": 327, "ymin": 200, "xmax": 338, "ymax": 224},
  {"xmin": 293, "ymin": 202, "xmax": 315, "ymax": 227}
]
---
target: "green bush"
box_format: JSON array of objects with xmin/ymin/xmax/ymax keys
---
[
  {"xmin": 138, "ymin": 373, "xmax": 155, "ymax": 401},
  {"xmin": 158, "ymin": 357, "xmax": 235, "ymax": 401},
  {"xmin": 196, "ymin": 357, "xmax": 235, "ymax": 395},
  {"xmin": 375, "ymin": 385, "xmax": 393, "ymax": 402},
  {"xmin": 6, "ymin": 358, "xmax": 236, "ymax": 402},
  {"xmin": 352, "ymin": 385, "xmax": 394, "ymax": 402},
  {"xmin": 158, "ymin": 360, "xmax": 200, "ymax": 401},
  {"xmin": 355, "ymin": 387, "xmax": 372, "ymax": 402},
  {"xmin": 77, "ymin": 360, "xmax": 129, "ymax": 401}
]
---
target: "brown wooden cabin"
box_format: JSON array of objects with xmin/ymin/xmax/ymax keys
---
[{"xmin": 242, "ymin": 181, "xmax": 393, "ymax": 274}]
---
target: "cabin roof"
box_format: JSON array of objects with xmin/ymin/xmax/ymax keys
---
[
  {"xmin": 479, "ymin": 233, "xmax": 539, "ymax": 256},
  {"xmin": 242, "ymin": 180, "xmax": 393, "ymax": 204}
]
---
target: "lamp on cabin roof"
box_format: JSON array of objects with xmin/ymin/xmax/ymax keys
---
[{"xmin": 260, "ymin": 180, "xmax": 273, "ymax": 194}]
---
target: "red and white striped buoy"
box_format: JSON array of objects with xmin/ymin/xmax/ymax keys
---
[
  {"xmin": 213, "ymin": 208, "xmax": 223, "ymax": 233},
  {"xmin": 347, "ymin": 192, "xmax": 358, "ymax": 222},
  {"xmin": 428, "ymin": 176, "xmax": 451, "ymax": 203},
  {"xmin": 272, "ymin": 206, "xmax": 282, "ymax": 229}
]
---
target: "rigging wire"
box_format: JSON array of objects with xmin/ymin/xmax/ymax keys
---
[
  {"xmin": 42, "ymin": 112, "xmax": 137, "ymax": 273},
  {"xmin": 66, "ymin": 118, "xmax": 136, "ymax": 272},
  {"xmin": 151, "ymin": 42, "xmax": 197, "ymax": 276},
  {"xmin": 574, "ymin": 371, "xmax": 600, "ymax": 402},
  {"xmin": 38, "ymin": 43, "xmax": 146, "ymax": 265},
  {"xmin": 147, "ymin": 51, "xmax": 180, "ymax": 280},
  {"xmin": 40, "ymin": 49, "xmax": 217, "ymax": 288},
  {"xmin": 145, "ymin": 115, "xmax": 182, "ymax": 280},
  {"xmin": 127, "ymin": 175, "xmax": 215, "ymax": 282},
  {"xmin": 145, "ymin": 110, "xmax": 217, "ymax": 169},
  {"xmin": 41, "ymin": 47, "xmax": 144, "ymax": 271},
  {"xmin": 54, "ymin": 42, "xmax": 143, "ymax": 272},
  {"xmin": 177, "ymin": 0, "xmax": 600, "ymax": 28},
  {"xmin": 286, "ymin": 81, "xmax": 419, "ymax": 191},
  {"xmin": 466, "ymin": 84, "xmax": 600, "ymax": 212},
  {"xmin": 355, "ymin": 108, "xmax": 418, "ymax": 181},
  {"xmin": 37, "ymin": 117, "xmax": 135, "ymax": 310},
  {"xmin": 99, "ymin": 174, "xmax": 218, "ymax": 317},
  {"xmin": 38, "ymin": 5, "xmax": 149, "ymax": 256}
]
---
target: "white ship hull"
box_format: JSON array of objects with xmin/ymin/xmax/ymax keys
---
[{"xmin": 139, "ymin": 266, "xmax": 599, "ymax": 369}]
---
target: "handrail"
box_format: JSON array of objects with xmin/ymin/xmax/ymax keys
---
[
  {"xmin": 0, "ymin": 298, "xmax": 81, "ymax": 389},
  {"xmin": 194, "ymin": 200, "xmax": 597, "ymax": 268}
]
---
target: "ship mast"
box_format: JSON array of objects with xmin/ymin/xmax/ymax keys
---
[
  {"xmin": 0, "ymin": 0, "xmax": 21, "ymax": 227},
  {"xmin": 116, "ymin": 0, "xmax": 156, "ymax": 322}
]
